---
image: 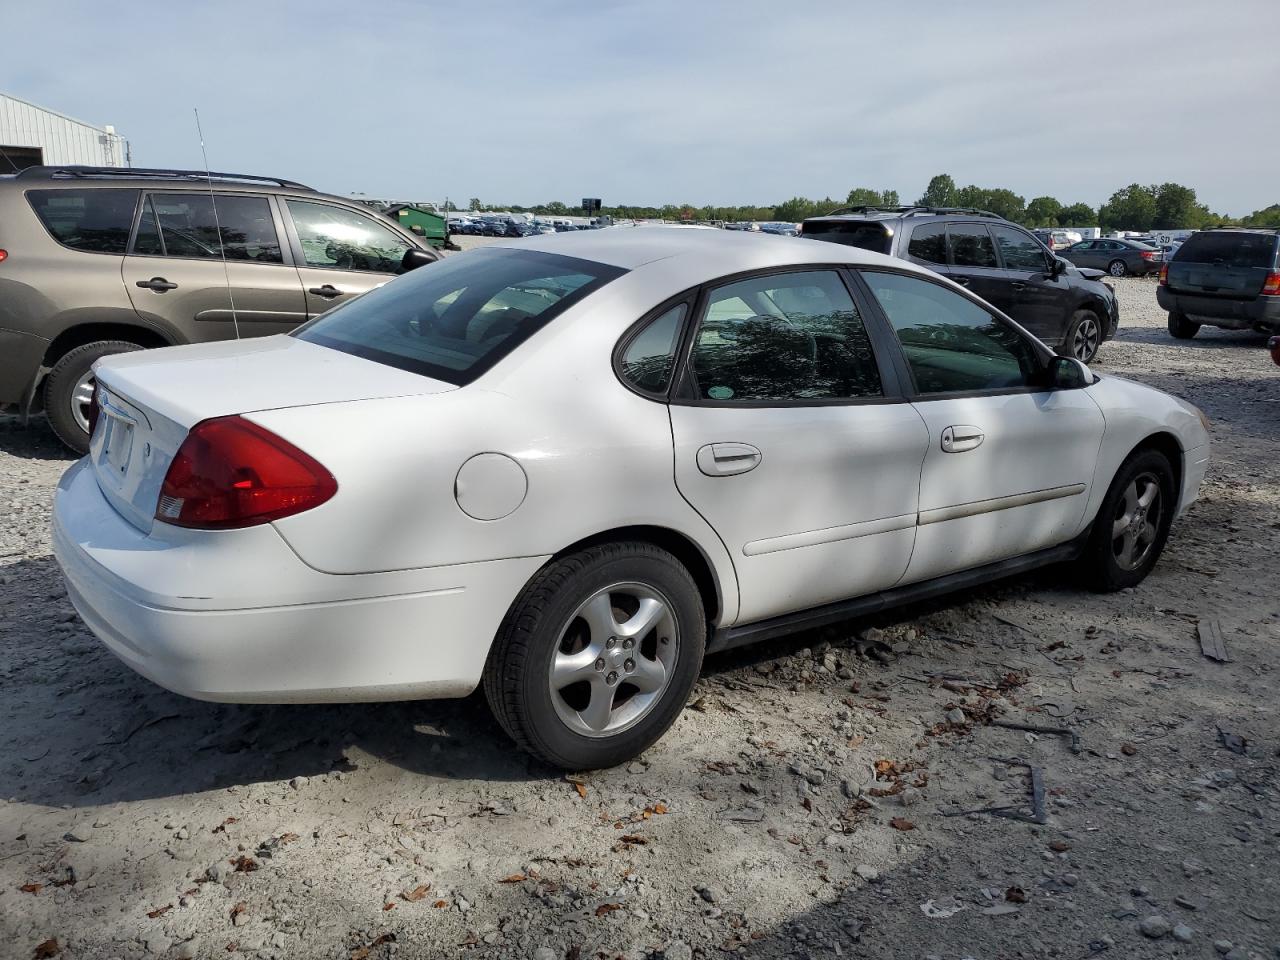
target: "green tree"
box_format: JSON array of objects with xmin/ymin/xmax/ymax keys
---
[
  {"xmin": 918, "ymin": 174, "xmax": 957, "ymax": 207},
  {"xmin": 1025, "ymin": 196, "xmax": 1063, "ymax": 227},
  {"xmin": 468, "ymin": 198, "xmax": 483, "ymax": 212},
  {"xmin": 954, "ymin": 185, "xmax": 1025, "ymax": 222},
  {"xmin": 1243, "ymin": 204, "xmax": 1280, "ymax": 228},
  {"xmin": 1099, "ymin": 184, "xmax": 1157, "ymax": 231},
  {"xmin": 1152, "ymin": 182, "xmax": 1211, "ymax": 229},
  {"xmin": 1058, "ymin": 202, "xmax": 1097, "ymax": 226},
  {"xmin": 845, "ymin": 187, "xmax": 900, "ymax": 208}
]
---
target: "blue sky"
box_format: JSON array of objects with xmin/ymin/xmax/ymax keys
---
[{"xmin": 4, "ymin": 0, "xmax": 1277, "ymax": 214}]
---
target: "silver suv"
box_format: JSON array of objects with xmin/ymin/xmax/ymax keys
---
[{"xmin": 0, "ymin": 166, "xmax": 439, "ymax": 452}]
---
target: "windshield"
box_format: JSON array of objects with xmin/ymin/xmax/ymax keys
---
[{"xmin": 294, "ymin": 247, "xmax": 625, "ymax": 384}]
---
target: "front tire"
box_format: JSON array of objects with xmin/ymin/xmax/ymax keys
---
[
  {"xmin": 1167, "ymin": 311, "xmax": 1200, "ymax": 340},
  {"xmin": 1108, "ymin": 259, "xmax": 1127, "ymax": 277},
  {"xmin": 1058, "ymin": 309, "xmax": 1103, "ymax": 363},
  {"xmin": 44, "ymin": 340, "xmax": 143, "ymax": 455},
  {"xmin": 484, "ymin": 542, "xmax": 706, "ymax": 770},
  {"xmin": 1079, "ymin": 449, "xmax": 1176, "ymax": 592}
]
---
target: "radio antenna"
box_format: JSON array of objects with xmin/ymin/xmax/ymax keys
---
[{"xmin": 194, "ymin": 108, "xmax": 241, "ymax": 339}]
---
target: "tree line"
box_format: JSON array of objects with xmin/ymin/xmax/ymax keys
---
[{"xmin": 461, "ymin": 175, "xmax": 1279, "ymax": 230}]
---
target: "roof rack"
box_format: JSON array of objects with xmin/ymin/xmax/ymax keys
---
[
  {"xmin": 820, "ymin": 204, "xmax": 1007, "ymax": 221},
  {"xmin": 14, "ymin": 165, "xmax": 314, "ymax": 191}
]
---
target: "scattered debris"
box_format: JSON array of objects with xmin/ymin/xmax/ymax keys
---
[
  {"xmin": 991, "ymin": 719, "xmax": 1083, "ymax": 754},
  {"xmin": 1216, "ymin": 727, "xmax": 1247, "ymax": 755},
  {"xmin": 1198, "ymin": 619, "xmax": 1231, "ymax": 662},
  {"xmin": 920, "ymin": 897, "xmax": 967, "ymax": 919},
  {"xmin": 942, "ymin": 758, "xmax": 1047, "ymax": 825}
]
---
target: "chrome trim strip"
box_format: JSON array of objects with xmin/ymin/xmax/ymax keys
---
[
  {"xmin": 743, "ymin": 513, "xmax": 917, "ymax": 557},
  {"xmin": 918, "ymin": 483, "xmax": 1086, "ymax": 526}
]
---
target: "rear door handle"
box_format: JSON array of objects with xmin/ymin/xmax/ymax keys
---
[
  {"xmin": 135, "ymin": 277, "xmax": 178, "ymax": 292},
  {"xmin": 696, "ymin": 442, "xmax": 762, "ymax": 476},
  {"xmin": 1010, "ymin": 281, "xmax": 1026, "ymax": 290},
  {"xmin": 308, "ymin": 284, "xmax": 342, "ymax": 299},
  {"xmin": 941, "ymin": 425, "xmax": 984, "ymax": 453},
  {"xmin": 953, "ymin": 277, "xmax": 970, "ymax": 287}
]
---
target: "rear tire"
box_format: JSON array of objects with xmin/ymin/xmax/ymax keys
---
[
  {"xmin": 44, "ymin": 340, "xmax": 143, "ymax": 455},
  {"xmin": 1078, "ymin": 449, "xmax": 1176, "ymax": 592},
  {"xmin": 1058, "ymin": 309, "xmax": 1103, "ymax": 363},
  {"xmin": 1167, "ymin": 311, "xmax": 1200, "ymax": 340},
  {"xmin": 484, "ymin": 542, "xmax": 705, "ymax": 770},
  {"xmin": 1107, "ymin": 259, "xmax": 1127, "ymax": 277}
]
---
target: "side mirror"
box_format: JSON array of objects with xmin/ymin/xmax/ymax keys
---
[
  {"xmin": 400, "ymin": 247, "xmax": 437, "ymax": 273},
  {"xmin": 410, "ymin": 224, "xmax": 426, "ymax": 237},
  {"xmin": 1049, "ymin": 257, "xmax": 1067, "ymax": 278},
  {"xmin": 1047, "ymin": 354, "xmax": 1092, "ymax": 389}
]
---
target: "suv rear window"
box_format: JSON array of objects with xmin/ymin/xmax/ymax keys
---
[
  {"xmin": 294, "ymin": 248, "xmax": 624, "ymax": 385},
  {"xmin": 1174, "ymin": 232, "xmax": 1277, "ymax": 269},
  {"xmin": 801, "ymin": 221, "xmax": 891, "ymax": 254},
  {"xmin": 26, "ymin": 188, "xmax": 139, "ymax": 254}
]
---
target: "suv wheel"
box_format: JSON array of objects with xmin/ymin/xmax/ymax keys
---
[
  {"xmin": 1079, "ymin": 449, "xmax": 1176, "ymax": 592},
  {"xmin": 1060, "ymin": 309, "xmax": 1103, "ymax": 363},
  {"xmin": 1107, "ymin": 259, "xmax": 1128, "ymax": 277},
  {"xmin": 1167, "ymin": 312, "xmax": 1200, "ymax": 340},
  {"xmin": 484, "ymin": 542, "xmax": 705, "ymax": 770},
  {"xmin": 44, "ymin": 340, "xmax": 143, "ymax": 455}
]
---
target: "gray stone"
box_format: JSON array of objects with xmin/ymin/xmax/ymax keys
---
[
  {"xmin": 695, "ymin": 884, "xmax": 720, "ymax": 904},
  {"xmin": 1139, "ymin": 916, "xmax": 1171, "ymax": 939},
  {"xmin": 855, "ymin": 865, "xmax": 879, "ymax": 882},
  {"xmin": 1223, "ymin": 950, "xmax": 1248, "ymax": 960},
  {"xmin": 206, "ymin": 860, "xmax": 232, "ymax": 884},
  {"xmin": 144, "ymin": 935, "xmax": 172, "ymax": 955},
  {"xmin": 532, "ymin": 949, "xmax": 558, "ymax": 960},
  {"xmin": 63, "ymin": 827, "xmax": 90, "ymax": 843},
  {"xmin": 173, "ymin": 939, "xmax": 201, "ymax": 960},
  {"xmin": 945, "ymin": 708, "xmax": 966, "ymax": 726},
  {"xmin": 664, "ymin": 942, "xmax": 693, "ymax": 960},
  {"xmin": 289, "ymin": 776, "xmax": 308, "ymax": 790},
  {"xmin": 1172, "ymin": 924, "xmax": 1194, "ymax": 943},
  {"xmin": 1214, "ymin": 941, "xmax": 1233, "ymax": 955}
]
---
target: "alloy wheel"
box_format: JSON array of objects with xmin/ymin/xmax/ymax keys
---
[
  {"xmin": 71, "ymin": 370, "xmax": 96, "ymax": 435},
  {"xmin": 1072, "ymin": 315, "xmax": 1100, "ymax": 362},
  {"xmin": 548, "ymin": 582, "xmax": 679, "ymax": 738},
  {"xmin": 1110, "ymin": 472, "xmax": 1163, "ymax": 571},
  {"xmin": 1109, "ymin": 259, "xmax": 1127, "ymax": 277}
]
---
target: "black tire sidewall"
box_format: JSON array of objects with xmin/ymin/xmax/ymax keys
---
[
  {"xmin": 502, "ymin": 547, "xmax": 705, "ymax": 769},
  {"xmin": 1086, "ymin": 449, "xmax": 1177, "ymax": 591},
  {"xmin": 44, "ymin": 341, "xmax": 142, "ymax": 455},
  {"xmin": 1167, "ymin": 312, "xmax": 1200, "ymax": 339}
]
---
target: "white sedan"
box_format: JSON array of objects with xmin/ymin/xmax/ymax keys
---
[{"xmin": 52, "ymin": 230, "xmax": 1210, "ymax": 769}]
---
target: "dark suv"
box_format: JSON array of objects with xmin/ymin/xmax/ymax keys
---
[
  {"xmin": 800, "ymin": 206, "xmax": 1119, "ymax": 363},
  {"xmin": 1156, "ymin": 229, "xmax": 1280, "ymax": 340},
  {"xmin": 0, "ymin": 166, "xmax": 438, "ymax": 452}
]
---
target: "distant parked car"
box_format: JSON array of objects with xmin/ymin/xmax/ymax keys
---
[
  {"xmin": 1157, "ymin": 228, "xmax": 1280, "ymax": 339},
  {"xmin": 1033, "ymin": 229, "xmax": 1083, "ymax": 251},
  {"xmin": 1060, "ymin": 238, "xmax": 1161, "ymax": 277}
]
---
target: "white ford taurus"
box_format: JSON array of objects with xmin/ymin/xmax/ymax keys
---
[{"xmin": 53, "ymin": 229, "xmax": 1210, "ymax": 769}]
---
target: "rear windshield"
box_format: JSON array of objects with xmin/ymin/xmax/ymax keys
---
[
  {"xmin": 26, "ymin": 188, "xmax": 139, "ymax": 254},
  {"xmin": 294, "ymin": 247, "xmax": 625, "ymax": 385},
  {"xmin": 1174, "ymin": 232, "xmax": 1277, "ymax": 269},
  {"xmin": 802, "ymin": 221, "xmax": 891, "ymax": 254}
]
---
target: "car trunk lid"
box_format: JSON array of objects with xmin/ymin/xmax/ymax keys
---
[
  {"xmin": 88, "ymin": 335, "xmax": 457, "ymax": 533},
  {"xmin": 1167, "ymin": 233, "xmax": 1278, "ymax": 299}
]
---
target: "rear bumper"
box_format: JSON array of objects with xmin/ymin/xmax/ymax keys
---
[
  {"xmin": 0, "ymin": 327, "xmax": 49, "ymax": 407},
  {"xmin": 52, "ymin": 459, "xmax": 547, "ymax": 703},
  {"xmin": 1157, "ymin": 288, "xmax": 1280, "ymax": 330}
]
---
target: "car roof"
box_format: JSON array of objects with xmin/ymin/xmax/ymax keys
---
[{"xmin": 488, "ymin": 225, "xmax": 917, "ymax": 272}]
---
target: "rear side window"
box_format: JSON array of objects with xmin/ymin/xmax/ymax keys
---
[
  {"xmin": 295, "ymin": 248, "xmax": 624, "ymax": 385},
  {"xmin": 619, "ymin": 303, "xmax": 686, "ymax": 396},
  {"xmin": 26, "ymin": 188, "xmax": 138, "ymax": 254},
  {"xmin": 948, "ymin": 224, "xmax": 998, "ymax": 268},
  {"xmin": 286, "ymin": 199, "xmax": 410, "ymax": 273},
  {"xmin": 1175, "ymin": 232, "xmax": 1277, "ymax": 269},
  {"xmin": 802, "ymin": 221, "xmax": 891, "ymax": 254},
  {"xmin": 136, "ymin": 194, "xmax": 282, "ymax": 263},
  {"xmin": 906, "ymin": 223, "xmax": 947, "ymax": 264}
]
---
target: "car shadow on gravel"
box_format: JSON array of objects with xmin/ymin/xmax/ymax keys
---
[
  {"xmin": 0, "ymin": 418, "xmax": 76, "ymax": 462},
  {"xmin": 1113, "ymin": 326, "xmax": 1271, "ymax": 350}
]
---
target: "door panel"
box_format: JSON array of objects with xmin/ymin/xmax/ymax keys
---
[
  {"xmin": 671, "ymin": 404, "xmax": 929, "ymax": 624},
  {"xmin": 990, "ymin": 224, "xmax": 1070, "ymax": 342},
  {"xmin": 903, "ymin": 390, "xmax": 1105, "ymax": 583},
  {"xmin": 945, "ymin": 223, "xmax": 1013, "ymax": 315}
]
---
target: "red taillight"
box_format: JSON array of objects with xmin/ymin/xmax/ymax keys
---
[
  {"xmin": 0, "ymin": 249, "xmax": 8, "ymax": 263},
  {"xmin": 1158, "ymin": 263, "xmax": 1169, "ymax": 285},
  {"xmin": 1140, "ymin": 251, "xmax": 1156, "ymax": 260},
  {"xmin": 86, "ymin": 387, "xmax": 101, "ymax": 439},
  {"xmin": 156, "ymin": 416, "xmax": 336, "ymax": 529},
  {"xmin": 1262, "ymin": 271, "xmax": 1280, "ymax": 296}
]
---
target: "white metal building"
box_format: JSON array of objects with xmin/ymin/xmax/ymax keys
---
[{"xmin": 0, "ymin": 93, "xmax": 129, "ymax": 171}]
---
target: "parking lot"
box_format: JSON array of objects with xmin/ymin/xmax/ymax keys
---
[{"xmin": 1, "ymin": 276, "xmax": 1277, "ymax": 960}]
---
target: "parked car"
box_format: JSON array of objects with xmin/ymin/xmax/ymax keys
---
[
  {"xmin": 1032, "ymin": 229, "xmax": 1083, "ymax": 251},
  {"xmin": 53, "ymin": 230, "xmax": 1209, "ymax": 769},
  {"xmin": 800, "ymin": 206, "xmax": 1119, "ymax": 362},
  {"xmin": 0, "ymin": 165, "xmax": 438, "ymax": 453},
  {"xmin": 1060, "ymin": 237, "xmax": 1161, "ymax": 277},
  {"xmin": 1157, "ymin": 229, "xmax": 1280, "ymax": 339}
]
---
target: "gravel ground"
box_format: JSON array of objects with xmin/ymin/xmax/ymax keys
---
[{"xmin": 1, "ymin": 277, "xmax": 1277, "ymax": 960}]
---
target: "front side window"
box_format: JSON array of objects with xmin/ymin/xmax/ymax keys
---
[
  {"xmin": 295, "ymin": 248, "xmax": 623, "ymax": 385},
  {"xmin": 136, "ymin": 193, "xmax": 282, "ymax": 263},
  {"xmin": 689, "ymin": 271, "xmax": 881, "ymax": 402},
  {"xmin": 619, "ymin": 303, "xmax": 686, "ymax": 395},
  {"xmin": 862, "ymin": 271, "xmax": 1041, "ymax": 395},
  {"xmin": 947, "ymin": 223, "xmax": 998, "ymax": 268},
  {"xmin": 991, "ymin": 225, "xmax": 1050, "ymax": 271},
  {"xmin": 26, "ymin": 188, "xmax": 138, "ymax": 254},
  {"xmin": 906, "ymin": 223, "xmax": 947, "ymax": 264},
  {"xmin": 286, "ymin": 199, "xmax": 410, "ymax": 273}
]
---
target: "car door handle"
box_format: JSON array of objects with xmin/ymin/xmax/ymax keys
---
[
  {"xmin": 135, "ymin": 277, "xmax": 178, "ymax": 292},
  {"xmin": 308, "ymin": 284, "xmax": 342, "ymax": 299},
  {"xmin": 1009, "ymin": 281, "xmax": 1026, "ymax": 290},
  {"xmin": 941, "ymin": 425, "xmax": 984, "ymax": 453},
  {"xmin": 953, "ymin": 277, "xmax": 970, "ymax": 287},
  {"xmin": 696, "ymin": 442, "xmax": 762, "ymax": 477}
]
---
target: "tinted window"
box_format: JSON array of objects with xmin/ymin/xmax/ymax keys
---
[
  {"xmin": 1174, "ymin": 232, "xmax": 1278, "ymax": 269},
  {"xmin": 26, "ymin": 188, "xmax": 138, "ymax": 254},
  {"xmin": 906, "ymin": 223, "xmax": 947, "ymax": 264},
  {"xmin": 286, "ymin": 200, "xmax": 410, "ymax": 273},
  {"xmin": 991, "ymin": 225, "xmax": 1050, "ymax": 270},
  {"xmin": 1066, "ymin": 241, "xmax": 1092, "ymax": 252},
  {"xmin": 142, "ymin": 194, "xmax": 282, "ymax": 263},
  {"xmin": 802, "ymin": 221, "xmax": 891, "ymax": 253},
  {"xmin": 690, "ymin": 271, "xmax": 881, "ymax": 402},
  {"xmin": 948, "ymin": 224, "xmax": 998, "ymax": 268},
  {"xmin": 863, "ymin": 272, "xmax": 1041, "ymax": 395},
  {"xmin": 619, "ymin": 304, "xmax": 686, "ymax": 395},
  {"xmin": 295, "ymin": 248, "xmax": 623, "ymax": 385}
]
